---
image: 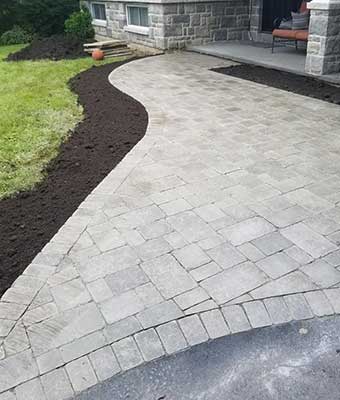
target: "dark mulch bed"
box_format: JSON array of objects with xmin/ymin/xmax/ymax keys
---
[
  {"xmin": 7, "ymin": 34, "xmax": 92, "ymax": 61},
  {"xmin": 213, "ymin": 64, "xmax": 340, "ymax": 105},
  {"xmin": 0, "ymin": 61, "xmax": 148, "ymax": 297}
]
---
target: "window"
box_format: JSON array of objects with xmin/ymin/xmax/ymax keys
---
[
  {"xmin": 127, "ymin": 6, "xmax": 148, "ymax": 27},
  {"xmin": 92, "ymin": 3, "xmax": 106, "ymax": 20}
]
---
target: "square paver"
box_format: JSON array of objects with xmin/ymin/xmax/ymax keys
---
[
  {"xmin": 189, "ymin": 262, "xmax": 221, "ymax": 282},
  {"xmin": 50, "ymin": 278, "xmax": 91, "ymax": 311},
  {"xmin": 194, "ymin": 204, "xmax": 225, "ymax": 222},
  {"xmin": 65, "ymin": 356, "xmax": 98, "ymax": 393},
  {"xmin": 16, "ymin": 378, "xmax": 45, "ymax": 400},
  {"xmin": 137, "ymin": 300, "xmax": 183, "ymax": 329},
  {"xmin": 156, "ymin": 321, "xmax": 188, "ymax": 354},
  {"xmin": 135, "ymin": 238, "xmax": 172, "ymax": 261},
  {"xmin": 105, "ymin": 266, "xmax": 149, "ymax": 295},
  {"xmin": 284, "ymin": 294, "xmax": 314, "ymax": 320},
  {"xmin": 41, "ymin": 368, "xmax": 74, "ymax": 400},
  {"xmin": 219, "ymin": 217, "xmax": 275, "ymax": 246},
  {"xmin": 200, "ymin": 309, "xmax": 230, "ymax": 339},
  {"xmin": 256, "ymin": 253, "xmax": 300, "ymax": 279},
  {"xmin": 252, "ymin": 232, "xmax": 292, "ymax": 256},
  {"xmin": 141, "ymin": 254, "xmax": 197, "ymax": 299},
  {"xmin": 134, "ymin": 329, "xmax": 164, "ymax": 361},
  {"xmin": 178, "ymin": 315, "xmax": 209, "ymax": 346},
  {"xmin": 281, "ymin": 223, "xmax": 337, "ymax": 259},
  {"xmin": 89, "ymin": 346, "xmax": 121, "ymax": 381},
  {"xmin": 100, "ymin": 290, "xmax": 144, "ymax": 324},
  {"xmin": 264, "ymin": 297, "xmax": 292, "ymax": 324},
  {"xmin": 207, "ymin": 243, "xmax": 246, "ymax": 270},
  {"xmin": 174, "ymin": 287, "xmax": 209, "ymax": 310},
  {"xmin": 301, "ymin": 260, "xmax": 340, "ymax": 287},
  {"xmin": 173, "ymin": 244, "xmax": 211, "ymax": 270},
  {"xmin": 243, "ymin": 301, "xmax": 271, "ymax": 328},
  {"xmin": 304, "ymin": 291, "xmax": 334, "ymax": 317},
  {"xmin": 112, "ymin": 337, "xmax": 143, "ymax": 370},
  {"xmin": 201, "ymin": 262, "xmax": 268, "ymax": 304},
  {"xmin": 222, "ymin": 305, "xmax": 251, "ymax": 333}
]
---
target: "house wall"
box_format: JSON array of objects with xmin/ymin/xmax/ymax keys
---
[{"xmin": 83, "ymin": 0, "xmax": 250, "ymax": 50}]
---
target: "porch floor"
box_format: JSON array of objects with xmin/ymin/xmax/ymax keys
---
[{"xmin": 188, "ymin": 40, "xmax": 340, "ymax": 84}]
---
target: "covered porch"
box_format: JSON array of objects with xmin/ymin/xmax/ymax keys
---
[{"xmin": 188, "ymin": 40, "xmax": 340, "ymax": 83}]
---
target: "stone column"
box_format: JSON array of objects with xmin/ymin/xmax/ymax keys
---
[{"xmin": 305, "ymin": 0, "xmax": 340, "ymax": 75}]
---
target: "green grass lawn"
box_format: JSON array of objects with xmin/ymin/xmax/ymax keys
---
[{"xmin": 0, "ymin": 45, "xmax": 117, "ymax": 199}]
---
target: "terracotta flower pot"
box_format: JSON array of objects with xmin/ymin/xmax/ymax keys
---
[{"xmin": 92, "ymin": 49, "xmax": 104, "ymax": 61}]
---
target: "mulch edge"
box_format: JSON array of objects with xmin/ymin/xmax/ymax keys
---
[{"xmin": 0, "ymin": 58, "xmax": 148, "ymax": 297}]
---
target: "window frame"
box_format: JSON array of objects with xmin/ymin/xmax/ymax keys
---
[
  {"xmin": 91, "ymin": 2, "xmax": 107, "ymax": 26},
  {"xmin": 125, "ymin": 5, "xmax": 149, "ymax": 35}
]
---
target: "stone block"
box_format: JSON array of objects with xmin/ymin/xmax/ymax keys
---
[
  {"xmin": 135, "ymin": 329, "xmax": 164, "ymax": 361},
  {"xmin": 178, "ymin": 315, "xmax": 208, "ymax": 346},
  {"xmin": 222, "ymin": 305, "xmax": 251, "ymax": 333},
  {"xmin": 157, "ymin": 321, "xmax": 187, "ymax": 354},
  {"xmin": 112, "ymin": 337, "xmax": 143, "ymax": 370},
  {"xmin": 201, "ymin": 309, "xmax": 230, "ymax": 339},
  {"xmin": 89, "ymin": 346, "xmax": 121, "ymax": 381},
  {"xmin": 66, "ymin": 356, "xmax": 98, "ymax": 393},
  {"xmin": 41, "ymin": 368, "xmax": 74, "ymax": 400}
]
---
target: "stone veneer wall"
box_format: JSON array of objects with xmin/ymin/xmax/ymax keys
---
[
  {"xmin": 306, "ymin": 0, "xmax": 340, "ymax": 75},
  {"xmin": 83, "ymin": 0, "xmax": 250, "ymax": 49}
]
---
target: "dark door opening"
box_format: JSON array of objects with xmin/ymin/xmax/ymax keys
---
[{"xmin": 261, "ymin": 0, "xmax": 302, "ymax": 32}]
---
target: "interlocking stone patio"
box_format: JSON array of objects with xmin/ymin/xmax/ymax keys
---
[{"xmin": 1, "ymin": 53, "xmax": 340, "ymax": 399}]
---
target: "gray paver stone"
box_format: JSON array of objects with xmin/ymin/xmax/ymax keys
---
[
  {"xmin": 112, "ymin": 337, "xmax": 143, "ymax": 370},
  {"xmin": 281, "ymin": 223, "xmax": 337, "ymax": 259},
  {"xmin": 301, "ymin": 260, "xmax": 340, "ymax": 287},
  {"xmin": 141, "ymin": 254, "xmax": 197, "ymax": 299},
  {"xmin": 252, "ymin": 232, "xmax": 292, "ymax": 256},
  {"xmin": 324, "ymin": 288, "xmax": 340, "ymax": 313},
  {"xmin": 264, "ymin": 297, "xmax": 292, "ymax": 324},
  {"xmin": 284, "ymin": 294, "xmax": 314, "ymax": 320},
  {"xmin": 40, "ymin": 368, "xmax": 74, "ymax": 400},
  {"xmin": 178, "ymin": 315, "xmax": 209, "ymax": 346},
  {"xmin": 89, "ymin": 346, "xmax": 121, "ymax": 381},
  {"xmin": 189, "ymin": 262, "xmax": 221, "ymax": 282},
  {"xmin": 243, "ymin": 301, "xmax": 272, "ymax": 328},
  {"xmin": 174, "ymin": 287, "xmax": 209, "ymax": 310},
  {"xmin": 15, "ymin": 378, "xmax": 46, "ymax": 400},
  {"xmin": 134, "ymin": 329, "xmax": 164, "ymax": 361},
  {"xmin": 222, "ymin": 305, "xmax": 251, "ymax": 333},
  {"xmin": 36, "ymin": 349, "xmax": 64, "ymax": 375},
  {"xmin": 103, "ymin": 316, "xmax": 142, "ymax": 344},
  {"xmin": 256, "ymin": 253, "xmax": 300, "ymax": 279},
  {"xmin": 304, "ymin": 291, "xmax": 334, "ymax": 317},
  {"xmin": 207, "ymin": 243, "xmax": 246, "ymax": 270},
  {"xmin": 201, "ymin": 262, "xmax": 268, "ymax": 304},
  {"xmin": 60, "ymin": 331, "xmax": 106, "ymax": 363},
  {"xmin": 200, "ymin": 309, "xmax": 230, "ymax": 339},
  {"xmin": 105, "ymin": 266, "xmax": 149, "ymax": 295},
  {"xmin": 219, "ymin": 217, "xmax": 275, "ymax": 246},
  {"xmin": 65, "ymin": 356, "xmax": 98, "ymax": 393},
  {"xmin": 137, "ymin": 300, "xmax": 183, "ymax": 329},
  {"xmin": 173, "ymin": 244, "xmax": 211, "ymax": 270},
  {"xmin": 156, "ymin": 321, "xmax": 188, "ymax": 354}
]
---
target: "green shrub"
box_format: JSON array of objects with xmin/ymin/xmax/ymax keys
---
[
  {"xmin": 64, "ymin": 7, "xmax": 94, "ymax": 39},
  {"xmin": 20, "ymin": 0, "xmax": 79, "ymax": 37},
  {"xmin": 0, "ymin": 26, "xmax": 32, "ymax": 45}
]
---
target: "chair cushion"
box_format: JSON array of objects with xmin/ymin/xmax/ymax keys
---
[
  {"xmin": 295, "ymin": 30, "xmax": 309, "ymax": 41},
  {"xmin": 279, "ymin": 19, "xmax": 292, "ymax": 30},
  {"xmin": 291, "ymin": 11, "xmax": 310, "ymax": 30},
  {"xmin": 272, "ymin": 29, "xmax": 297, "ymax": 40}
]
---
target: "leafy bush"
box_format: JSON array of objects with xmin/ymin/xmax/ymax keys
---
[
  {"xmin": 0, "ymin": 26, "xmax": 32, "ymax": 45},
  {"xmin": 20, "ymin": 0, "xmax": 79, "ymax": 37},
  {"xmin": 0, "ymin": 0, "xmax": 20, "ymax": 36},
  {"xmin": 64, "ymin": 8, "xmax": 94, "ymax": 40}
]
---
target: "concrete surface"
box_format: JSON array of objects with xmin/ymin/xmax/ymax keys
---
[{"xmin": 188, "ymin": 41, "xmax": 340, "ymax": 84}]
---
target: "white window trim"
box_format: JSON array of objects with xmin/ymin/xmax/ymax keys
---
[
  {"xmin": 124, "ymin": 24, "xmax": 149, "ymax": 35},
  {"xmin": 92, "ymin": 19, "xmax": 107, "ymax": 27},
  {"xmin": 91, "ymin": 2, "xmax": 107, "ymax": 25},
  {"xmin": 125, "ymin": 4, "xmax": 149, "ymax": 35}
]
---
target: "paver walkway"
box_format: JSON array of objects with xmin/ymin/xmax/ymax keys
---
[{"xmin": 2, "ymin": 53, "xmax": 340, "ymax": 399}]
